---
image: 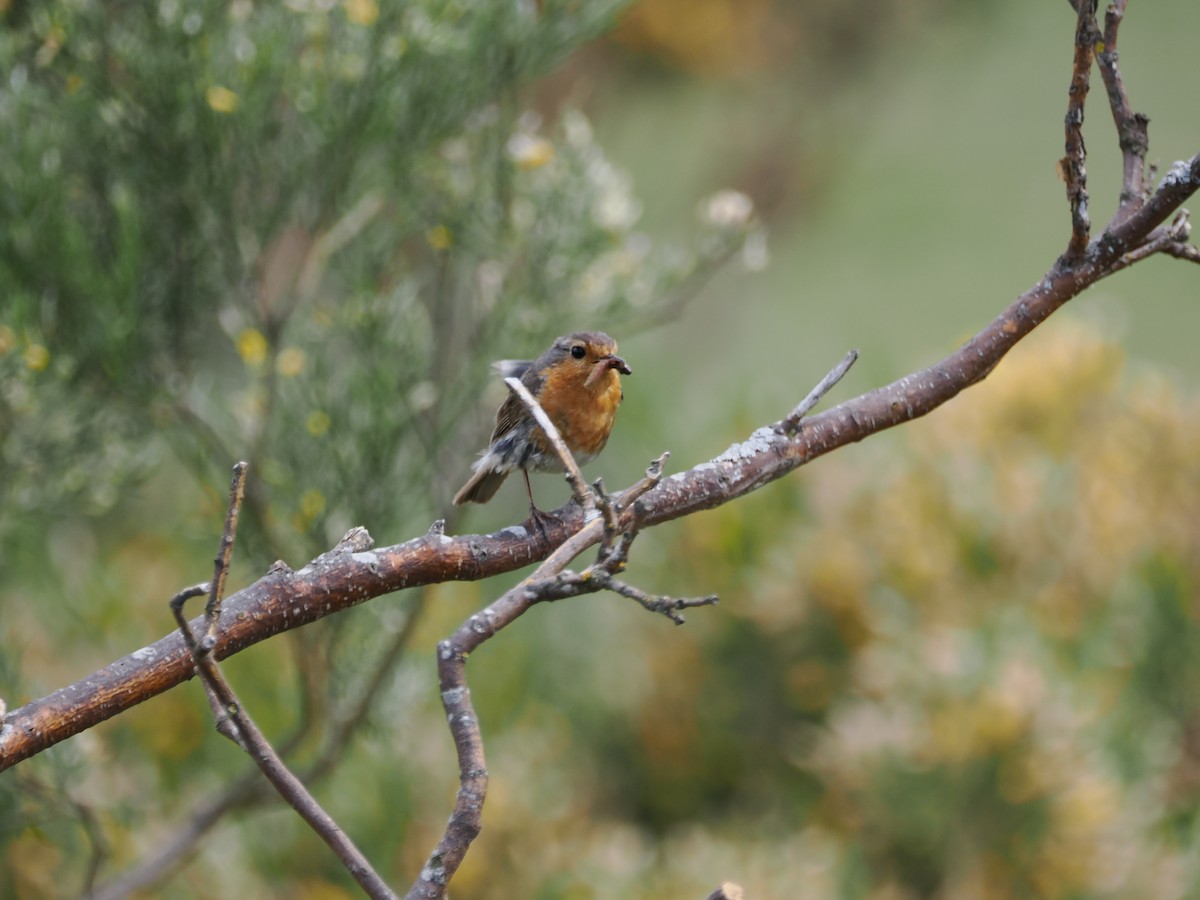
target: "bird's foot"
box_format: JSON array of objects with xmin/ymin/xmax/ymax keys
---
[{"xmin": 525, "ymin": 505, "xmax": 559, "ymax": 540}]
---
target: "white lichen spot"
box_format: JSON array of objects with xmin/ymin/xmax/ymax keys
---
[
  {"xmin": 500, "ymin": 525, "xmax": 529, "ymax": 539},
  {"xmin": 441, "ymin": 687, "xmax": 465, "ymax": 705},
  {"xmin": 1162, "ymin": 159, "xmax": 1193, "ymax": 187},
  {"xmin": 131, "ymin": 645, "xmax": 159, "ymax": 662},
  {"xmin": 350, "ymin": 550, "xmax": 380, "ymax": 567},
  {"xmin": 713, "ymin": 426, "xmax": 777, "ymax": 464},
  {"xmin": 420, "ymin": 864, "xmax": 448, "ymax": 885}
]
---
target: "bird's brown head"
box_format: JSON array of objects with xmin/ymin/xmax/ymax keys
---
[{"xmin": 547, "ymin": 331, "xmax": 632, "ymax": 389}]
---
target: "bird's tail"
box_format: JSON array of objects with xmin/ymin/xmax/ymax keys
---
[{"xmin": 452, "ymin": 465, "xmax": 509, "ymax": 505}]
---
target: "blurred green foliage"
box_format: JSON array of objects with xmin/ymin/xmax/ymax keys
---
[
  {"xmin": 3, "ymin": 1, "xmax": 1200, "ymax": 899},
  {"xmin": 0, "ymin": 0, "xmax": 753, "ymax": 563}
]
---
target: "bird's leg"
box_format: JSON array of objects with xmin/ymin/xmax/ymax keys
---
[{"xmin": 522, "ymin": 470, "xmax": 555, "ymax": 538}]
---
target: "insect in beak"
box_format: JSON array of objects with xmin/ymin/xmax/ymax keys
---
[{"xmin": 585, "ymin": 354, "xmax": 632, "ymax": 387}]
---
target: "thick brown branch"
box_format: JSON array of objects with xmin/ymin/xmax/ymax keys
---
[
  {"xmin": 5, "ymin": 2, "xmax": 1200, "ymax": 770},
  {"xmin": 4, "ymin": 148, "xmax": 1199, "ymax": 772}
]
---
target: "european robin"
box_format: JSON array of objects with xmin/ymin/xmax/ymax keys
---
[{"xmin": 453, "ymin": 331, "xmax": 632, "ymax": 514}]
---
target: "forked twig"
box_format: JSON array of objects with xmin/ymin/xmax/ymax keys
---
[
  {"xmin": 406, "ymin": 450, "xmax": 711, "ymax": 899},
  {"xmin": 173, "ymin": 464, "xmax": 395, "ymax": 900}
]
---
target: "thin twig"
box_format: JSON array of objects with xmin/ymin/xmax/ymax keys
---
[
  {"xmin": 594, "ymin": 572, "xmax": 718, "ymax": 625},
  {"xmin": 779, "ymin": 349, "xmax": 859, "ymax": 434},
  {"xmin": 503, "ymin": 376, "xmax": 593, "ymax": 508},
  {"xmin": 407, "ymin": 454, "xmax": 706, "ymax": 898},
  {"xmin": 173, "ymin": 468, "xmax": 396, "ymax": 900},
  {"xmin": 1062, "ymin": 0, "xmax": 1098, "ymax": 260},
  {"xmin": 188, "ymin": 644, "xmax": 395, "ymax": 899},
  {"xmin": 590, "ymin": 477, "xmax": 623, "ymax": 556},
  {"xmin": 204, "ymin": 462, "xmax": 247, "ymax": 648},
  {"xmin": 518, "ymin": 452, "xmax": 670, "ymax": 586},
  {"xmin": 1095, "ymin": 0, "xmax": 1150, "ymax": 222},
  {"xmin": 168, "ymin": 584, "xmax": 211, "ymax": 656},
  {"xmin": 1107, "ymin": 211, "xmax": 1194, "ymax": 274},
  {"xmin": 1162, "ymin": 242, "xmax": 1200, "ymax": 264},
  {"xmin": 90, "ymin": 593, "xmax": 428, "ymax": 900}
]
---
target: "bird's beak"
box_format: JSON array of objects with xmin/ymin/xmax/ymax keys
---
[{"xmin": 586, "ymin": 354, "xmax": 631, "ymax": 387}]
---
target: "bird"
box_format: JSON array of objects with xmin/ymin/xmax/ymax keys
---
[{"xmin": 453, "ymin": 331, "xmax": 632, "ymax": 516}]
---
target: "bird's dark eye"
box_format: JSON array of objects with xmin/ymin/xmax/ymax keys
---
[{"xmin": 570, "ymin": 345, "xmax": 586, "ymax": 360}]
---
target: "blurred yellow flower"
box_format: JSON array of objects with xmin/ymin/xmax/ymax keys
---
[
  {"xmin": 236, "ymin": 328, "xmax": 269, "ymax": 366},
  {"xmin": 276, "ymin": 346, "xmax": 307, "ymax": 377},
  {"xmin": 24, "ymin": 343, "xmax": 50, "ymax": 371},
  {"xmin": 0, "ymin": 325, "xmax": 16, "ymax": 355},
  {"xmin": 344, "ymin": 0, "xmax": 379, "ymax": 26},
  {"xmin": 306, "ymin": 410, "xmax": 331, "ymax": 436},
  {"xmin": 426, "ymin": 225, "xmax": 452, "ymax": 250},
  {"xmin": 205, "ymin": 85, "xmax": 240, "ymax": 113},
  {"xmin": 300, "ymin": 488, "xmax": 325, "ymax": 519},
  {"xmin": 1054, "ymin": 775, "xmax": 1118, "ymax": 833}
]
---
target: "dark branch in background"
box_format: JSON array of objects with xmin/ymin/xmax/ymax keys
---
[
  {"xmin": 2, "ymin": 4, "xmax": 1200, "ymax": 894},
  {"xmin": 170, "ymin": 464, "xmax": 395, "ymax": 900},
  {"xmin": 11, "ymin": 770, "xmax": 109, "ymax": 896}
]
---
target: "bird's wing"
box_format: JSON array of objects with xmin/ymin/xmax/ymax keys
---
[
  {"xmin": 490, "ymin": 390, "xmax": 527, "ymax": 442},
  {"xmin": 489, "ymin": 358, "xmax": 548, "ymax": 443}
]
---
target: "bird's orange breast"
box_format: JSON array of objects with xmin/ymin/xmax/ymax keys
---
[{"xmin": 536, "ymin": 365, "xmax": 623, "ymax": 463}]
